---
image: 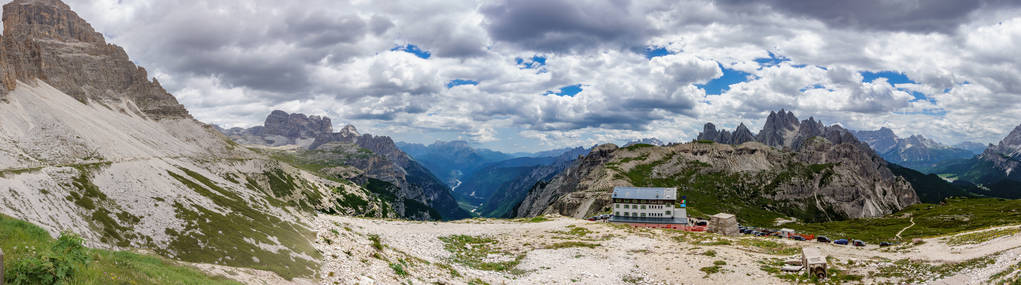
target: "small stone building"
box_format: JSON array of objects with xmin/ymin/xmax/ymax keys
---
[{"xmin": 707, "ymin": 213, "xmax": 739, "ymax": 236}]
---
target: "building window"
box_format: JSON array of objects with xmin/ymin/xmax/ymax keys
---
[
  {"xmin": 641, "ymin": 213, "xmax": 646, "ymax": 217},
  {"xmin": 641, "ymin": 205, "xmax": 646, "ymax": 210},
  {"xmin": 615, "ymin": 211, "xmax": 620, "ymax": 216},
  {"xmin": 615, "ymin": 204, "xmax": 619, "ymax": 208},
  {"xmin": 666, "ymin": 211, "xmax": 671, "ymax": 215}
]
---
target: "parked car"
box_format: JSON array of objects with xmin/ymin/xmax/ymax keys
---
[
  {"xmin": 879, "ymin": 242, "xmax": 893, "ymax": 247},
  {"xmin": 792, "ymin": 236, "xmax": 806, "ymax": 241},
  {"xmin": 853, "ymin": 240, "xmax": 866, "ymax": 247},
  {"xmin": 695, "ymin": 221, "xmax": 708, "ymax": 226},
  {"xmin": 816, "ymin": 236, "xmax": 831, "ymax": 243},
  {"xmin": 834, "ymin": 239, "xmax": 849, "ymax": 245}
]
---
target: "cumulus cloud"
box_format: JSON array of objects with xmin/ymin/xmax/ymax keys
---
[{"xmin": 53, "ymin": 0, "xmax": 1021, "ymax": 151}]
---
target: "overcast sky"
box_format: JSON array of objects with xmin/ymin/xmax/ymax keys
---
[{"xmin": 59, "ymin": 0, "xmax": 1021, "ymax": 152}]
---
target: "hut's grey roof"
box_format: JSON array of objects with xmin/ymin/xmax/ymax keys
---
[{"xmin": 612, "ymin": 187, "xmax": 676, "ymax": 200}]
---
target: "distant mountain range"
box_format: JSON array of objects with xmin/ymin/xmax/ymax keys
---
[
  {"xmin": 932, "ymin": 124, "xmax": 1021, "ymax": 198},
  {"xmin": 220, "ymin": 111, "xmax": 471, "ymax": 220},
  {"xmin": 456, "ymin": 147, "xmax": 590, "ymax": 217},
  {"xmin": 623, "ymin": 138, "xmax": 666, "ymax": 147},
  {"xmin": 850, "ymin": 127, "xmax": 978, "ymax": 172},
  {"xmin": 396, "ymin": 141, "xmax": 515, "ymax": 188}
]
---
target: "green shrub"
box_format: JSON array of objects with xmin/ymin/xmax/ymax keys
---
[
  {"xmin": 389, "ymin": 262, "xmax": 408, "ymax": 277},
  {"xmin": 8, "ymin": 232, "xmax": 89, "ymax": 285},
  {"xmin": 369, "ymin": 234, "xmax": 383, "ymax": 251}
]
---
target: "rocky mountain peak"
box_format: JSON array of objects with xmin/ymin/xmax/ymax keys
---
[
  {"xmin": 1000, "ymin": 124, "xmax": 1021, "ymax": 148},
  {"xmin": 262, "ymin": 110, "xmax": 332, "ymax": 138},
  {"xmin": 731, "ymin": 123, "xmax": 756, "ymax": 144},
  {"xmin": 757, "ymin": 109, "xmax": 801, "ymax": 147},
  {"xmin": 0, "ymin": 0, "xmax": 190, "ymax": 119},
  {"xmin": 3, "ymin": 0, "xmax": 102, "ymax": 43},
  {"xmin": 697, "ymin": 123, "xmax": 720, "ymax": 141},
  {"xmin": 340, "ymin": 124, "xmax": 360, "ymax": 136}
]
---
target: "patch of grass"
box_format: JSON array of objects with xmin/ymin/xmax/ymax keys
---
[
  {"xmin": 702, "ymin": 250, "xmax": 716, "ymax": 257},
  {"xmin": 165, "ymin": 169, "xmax": 320, "ymax": 280},
  {"xmin": 552, "ymin": 225, "xmax": 592, "ymax": 237},
  {"xmin": 546, "ymin": 241, "xmax": 600, "ymax": 249},
  {"xmin": 622, "ymin": 274, "xmax": 645, "ymax": 284},
  {"xmin": 624, "ymin": 144, "xmax": 655, "ymax": 151},
  {"xmin": 520, "ymin": 217, "xmax": 550, "ymax": 223},
  {"xmin": 1, "ymin": 214, "xmax": 238, "ymax": 285},
  {"xmin": 788, "ymin": 198, "xmax": 1021, "ymax": 243},
  {"xmin": 369, "ymin": 234, "xmax": 384, "ymax": 251},
  {"xmin": 700, "ymin": 265, "xmax": 722, "ymax": 276},
  {"xmin": 947, "ymin": 227, "xmax": 1021, "ymax": 246},
  {"xmin": 438, "ymin": 235, "xmax": 523, "ymax": 273},
  {"xmin": 389, "ymin": 262, "xmax": 408, "ymax": 277},
  {"xmin": 436, "ymin": 263, "xmax": 462, "ymax": 278},
  {"xmin": 713, "ymin": 260, "xmax": 727, "ymax": 266}
]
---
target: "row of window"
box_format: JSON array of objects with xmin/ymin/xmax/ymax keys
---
[
  {"xmin": 612, "ymin": 199, "xmax": 673, "ymax": 205},
  {"xmin": 616, "ymin": 204, "xmax": 669, "ymax": 210},
  {"xmin": 616, "ymin": 211, "xmax": 671, "ymax": 217}
]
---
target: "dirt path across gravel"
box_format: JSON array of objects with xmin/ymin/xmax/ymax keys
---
[{"xmin": 895, "ymin": 217, "xmax": 915, "ymax": 240}]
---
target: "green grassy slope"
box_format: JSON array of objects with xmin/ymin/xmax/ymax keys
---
[
  {"xmin": 786, "ymin": 198, "xmax": 1021, "ymax": 243},
  {"xmin": 888, "ymin": 163, "xmax": 977, "ymax": 203},
  {"xmin": 1, "ymin": 214, "xmax": 239, "ymax": 285}
]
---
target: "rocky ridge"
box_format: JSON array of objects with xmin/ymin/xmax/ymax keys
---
[
  {"xmin": 516, "ymin": 110, "xmax": 920, "ymax": 222},
  {"xmin": 980, "ymin": 124, "xmax": 1021, "ymax": 177},
  {"xmin": 223, "ymin": 110, "xmax": 471, "ymax": 220},
  {"xmin": 219, "ymin": 110, "xmax": 334, "ymax": 147}
]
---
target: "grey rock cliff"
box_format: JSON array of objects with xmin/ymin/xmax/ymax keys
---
[
  {"xmin": 980, "ymin": 124, "xmax": 1021, "ymax": 177},
  {"xmin": 0, "ymin": 0, "xmax": 190, "ymax": 119}
]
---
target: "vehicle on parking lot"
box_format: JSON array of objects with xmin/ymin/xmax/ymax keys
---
[
  {"xmin": 695, "ymin": 221, "xmax": 708, "ymax": 226},
  {"xmin": 853, "ymin": 240, "xmax": 866, "ymax": 247},
  {"xmin": 834, "ymin": 239, "xmax": 849, "ymax": 245},
  {"xmin": 879, "ymin": 242, "xmax": 893, "ymax": 247},
  {"xmin": 792, "ymin": 236, "xmax": 806, "ymax": 241},
  {"xmin": 816, "ymin": 236, "xmax": 831, "ymax": 243}
]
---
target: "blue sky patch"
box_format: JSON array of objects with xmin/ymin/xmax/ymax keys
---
[
  {"xmin": 517, "ymin": 55, "xmax": 547, "ymax": 69},
  {"xmin": 799, "ymin": 84, "xmax": 827, "ymax": 92},
  {"xmin": 545, "ymin": 84, "xmax": 583, "ymax": 97},
  {"xmin": 644, "ymin": 46, "xmax": 673, "ymax": 59},
  {"xmin": 753, "ymin": 51, "xmax": 790, "ymax": 68},
  {"xmin": 446, "ymin": 79, "xmax": 479, "ymax": 88},
  {"xmin": 860, "ymin": 70, "xmax": 931, "ymax": 101},
  {"xmin": 860, "ymin": 71, "xmax": 914, "ymax": 84},
  {"xmin": 696, "ymin": 63, "xmax": 753, "ymax": 95},
  {"xmin": 391, "ymin": 44, "xmax": 431, "ymax": 59}
]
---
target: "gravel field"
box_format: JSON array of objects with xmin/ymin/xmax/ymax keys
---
[{"xmin": 304, "ymin": 216, "xmax": 1021, "ymax": 285}]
